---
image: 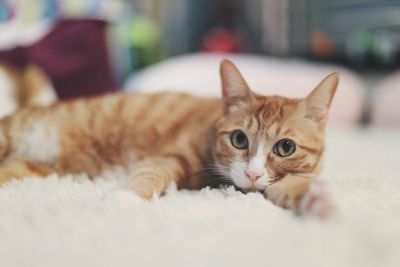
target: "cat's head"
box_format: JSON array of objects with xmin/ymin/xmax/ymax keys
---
[{"xmin": 212, "ymin": 60, "xmax": 339, "ymax": 191}]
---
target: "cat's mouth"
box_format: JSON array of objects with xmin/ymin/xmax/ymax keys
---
[
  {"xmin": 231, "ymin": 178, "xmax": 269, "ymax": 193},
  {"xmin": 242, "ymin": 185, "xmax": 261, "ymax": 193}
]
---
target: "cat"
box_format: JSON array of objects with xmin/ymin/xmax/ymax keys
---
[
  {"xmin": 0, "ymin": 63, "xmax": 56, "ymax": 118},
  {"xmin": 0, "ymin": 60, "xmax": 338, "ymax": 217}
]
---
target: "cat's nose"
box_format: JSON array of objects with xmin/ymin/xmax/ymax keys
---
[{"xmin": 245, "ymin": 169, "xmax": 264, "ymax": 182}]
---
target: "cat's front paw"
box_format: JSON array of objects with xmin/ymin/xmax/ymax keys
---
[
  {"xmin": 300, "ymin": 181, "xmax": 336, "ymax": 219},
  {"xmin": 128, "ymin": 176, "xmax": 163, "ymax": 200},
  {"xmin": 132, "ymin": 186, "xmax": 156, "ymax": 200}
]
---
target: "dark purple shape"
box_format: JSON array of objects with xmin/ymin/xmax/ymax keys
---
[{"xmin": 0, "ymin": 19, "xmax": 117, "ymax": 100}]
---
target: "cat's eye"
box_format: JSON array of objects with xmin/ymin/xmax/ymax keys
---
[
  {"xmin": 230, "ymin": 130, "xmax": 248, "ymax": 150},
  {"xmin": 273, "ymin": 139, "xmax": 296, "ymax": 157}
]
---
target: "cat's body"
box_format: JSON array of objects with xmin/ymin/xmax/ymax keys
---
[
  {"xmin": 0, "ymin": 60, "xmax": 338, "ymax": 217},
  {"xmin": 0, "ymin": 92, "xmax": 221, "ymax": 191}
]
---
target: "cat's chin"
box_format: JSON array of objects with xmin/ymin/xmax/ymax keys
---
[
  {"xmin": 243, "ymin": 188, "xmax": 258, "ymax": 193},
  {"xmin": 241, "ymin": 186, "xmax": 263, "ymax": 193}
]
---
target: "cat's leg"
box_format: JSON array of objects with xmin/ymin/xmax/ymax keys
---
[
  {"xmin": 0, "ymin": 160, "xmax": 54, "ymax": 186},
  {"xmin": 264, "ymin": 175, "xmax": 335, "ymax": 218},
  {"xmin": 128, "ymin": 156, "xmax": 188, "ymax": 200}
]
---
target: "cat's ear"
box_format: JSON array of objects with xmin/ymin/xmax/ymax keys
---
[
  {"xmin": 220, "ymin": 60, "xmax": 254, "ymax": 113},
  {"xmin": 304, "ymin": 72, "xmax": 339, "ymax": 126}
]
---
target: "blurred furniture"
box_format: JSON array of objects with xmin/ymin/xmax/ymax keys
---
[
  {"xmin": 0, "ymin": 19, "xmax": 117, "ymax": 99},
  {"xmin": 0, "ymin": 0, "xmax": 132, "ymax": 99},
  {"xmin": 124, "ymin": 53, "xmax": 365, "ymax": 126}
]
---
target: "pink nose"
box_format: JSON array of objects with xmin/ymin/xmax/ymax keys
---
[{"xmin": 245, "ymin": 169, "xmax": 264, "ymax": 182}]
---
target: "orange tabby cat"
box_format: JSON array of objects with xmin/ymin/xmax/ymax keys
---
[{"xmin": 0, "ymin": 60, "xmax": 338, "ymax": 216}]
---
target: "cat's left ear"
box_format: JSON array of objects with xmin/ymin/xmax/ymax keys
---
[
  {"xmin": 304, "ymin": 72, "xmax": 339, "ymax": 126},
  {"xmin": 220, "ymin": 60, "xmax": 255, "ymax": 113}
]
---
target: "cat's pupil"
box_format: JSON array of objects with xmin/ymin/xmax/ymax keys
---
[
  {"xmin": 236, "ymin": 132, "xmax": 245, "ymax": 144},
  {"xmin": 282, "ymin": 140, "xmax": 292, "ymax": 152}
]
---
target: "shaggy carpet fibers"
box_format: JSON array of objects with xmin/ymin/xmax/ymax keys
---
[{"xmin": 0, "ymin": 128, "xmax": 399, "ymax": 267}]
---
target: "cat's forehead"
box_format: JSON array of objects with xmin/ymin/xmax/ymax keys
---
[
  {"xmin": 219, "ymin": 95, "xmax": 309, "ymax": 139},
  {"xmin": 251, "ymin": 95, "xmax": 298, "ymax": 123},
  {"xmin": 246, "ymin": 96, "xmax": 300, "ymax": 137}
]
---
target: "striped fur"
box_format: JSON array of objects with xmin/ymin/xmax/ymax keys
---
[
  {"xmin": 0, "ymin": 60, "xmax": 338, "ymax": 214},
  {"xmin": 0, "ymin": 63, "xmax": 56, "ymax": 118}
]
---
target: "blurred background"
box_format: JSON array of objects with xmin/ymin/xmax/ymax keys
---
[{"xmin": 1, "ymin": 0, "xmax": 400, "ymax": 127}]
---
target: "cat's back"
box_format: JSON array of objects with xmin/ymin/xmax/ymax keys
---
[
  {"xmin": 1, "ymin": 91, "xmax": 222, "ymax": 174},
  {"xmin": 50, "ymin": 91, "xmax": 221, "ymax": 129},
  {"xmin": 6, "ymin": 91, "xmax": 219, "ymax": 124}
]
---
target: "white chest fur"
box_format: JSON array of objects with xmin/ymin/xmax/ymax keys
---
[
  {"xmin": 13, "ymin": 121, "xmax": 60, "ymax": 163},
  {"xmin": 0, "ymin": 68, "xmax": 18, "ymax": 119}
]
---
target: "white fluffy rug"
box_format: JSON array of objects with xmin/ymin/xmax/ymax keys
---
[{"xmin": 0, "ymin": 128, "xmax": 399, "ymax": 267}]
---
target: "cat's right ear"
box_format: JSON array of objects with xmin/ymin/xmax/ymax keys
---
[
  {"xmin": 220, "ymin": 60, "xmax": 254, "ymax": 113},
  {"xmin": 304, "ymin": 72, "xmax": 339, "ymax": 127}
]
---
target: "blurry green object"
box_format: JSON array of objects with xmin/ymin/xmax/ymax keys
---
[
  {"xmin": 63, "ymin": 0, "xmax": 88, "ymax": 17},
  {"xmin": 345, "ymin": 30, "xmax": 374, "ymax": 67},
  {"xmin": 19, "ymin": 1, "xmax": 41, "ymax": 23},
  {"xmin": 129, "ymin": 15, "xmax": 163, "ymax": 68},
  {"xmin": 109, "ymin": 20, "xmax": 135, "ymax": 87},
  {"xmin": 346, "ymin": 30, "xmax": 397, "ymax": 67},
  {"xmin": 355, "ymin": 31, "xmax": 374, "ymax": 53},
  {"xmin": 130, "ymin": 16, "xmax": 159, "ymax": 47}
]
